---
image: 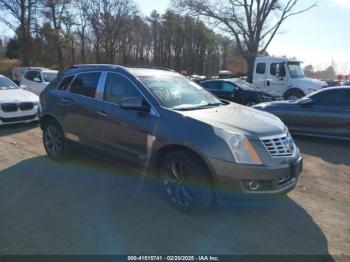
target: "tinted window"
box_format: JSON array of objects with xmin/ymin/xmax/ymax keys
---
[
  {"xmin": 311, "ymin": 89, "xmax": 350, "ymax": 106},
  {"xmin": 201, "ymin": 81, "xmax": 221, "ymax": 90},
  {"xmin": 256, "ymin": 63, "xmax": 266, "ymax": 74},
  {"xmin": 222, "ymin": 82, "xmax": 236, "ymax": 92},
  {"xmin": 104, "ymin": 73, "xmax": 142, "ymax": 104},
  {"xmin": 25, "ymin": 71, "xmax": 42, "ymax": 82},
  {"xmin": 70, "ymin": 72, "xmax": 101, "ymax": 98},
  {"xmin": 270, "ymin": 63, "xmax": 286, "ymax": 77},
  {"xmin": 57, "ymin": 75, "xmax": 74, "ymax": 90}
]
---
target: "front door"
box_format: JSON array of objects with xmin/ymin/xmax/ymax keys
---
[
  {"xmin": 267, "ymin": 62, "xmax": 288, "ymax": 95},
  {"xmin": 98, "ymin": 72, "xmax": 156, "ymax": 166}
]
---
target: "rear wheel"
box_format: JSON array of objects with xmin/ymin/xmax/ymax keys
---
[
  {"xmin": 160, "ymin": 150, "xmax": 214, "ymax": 213},
  {"xmin": 43, "ymin": 120, "xmax": 70, "ymax": 160},
  {"xmin": 284, "ymin": 89, "xmax": 305, "ymax": 101}
]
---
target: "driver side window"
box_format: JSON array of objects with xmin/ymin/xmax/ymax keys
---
[
  {"xmin": 25, "ymin": 71, "xmax": 42, "ymax": 82},
  {"xmin": 270, "ymin": 63, "xmax": 286, "ymax": 77},
  {"xmin": 104, "ymin": 73, "xmax": 143, "ymax": 105},
  {"xmin": 221, "ymin": 82, "xmax": 236, "ymax": 92}
]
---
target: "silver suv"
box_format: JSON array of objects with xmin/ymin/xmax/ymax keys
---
[{"xmin": 40, "ymin": 65, "xmax": 303, "ymax": 212}]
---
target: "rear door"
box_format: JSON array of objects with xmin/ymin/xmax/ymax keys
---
[
  {"xmin": 253, "ymin": 62, "xmax": 267, "ymax": 91},
  {"xmin": 61, "ymin": 72, "xmax": 104, "ymax": 147},
  {"xmin": 202, "ymin": 81, "xmax": 238, "ymax": 101}
]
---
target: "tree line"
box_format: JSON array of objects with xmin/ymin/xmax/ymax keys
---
[
  {"xmin": 0, "ymin": 0, "xmax": 240, "ymax": 76},
  {"xmin": 1, "ymin": 0, "xmax": 316, "ymax": 78}
]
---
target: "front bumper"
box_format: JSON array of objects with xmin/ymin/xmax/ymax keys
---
[{"xmin": 209, "ymin": 156, "xmax": 303, "ymax": 199}]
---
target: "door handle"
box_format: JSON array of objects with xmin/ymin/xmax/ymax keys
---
[
  {"xmin": 97, "ymin": 111, "xmax": 108, "ymax": 117},
  {"xmin": 61, "ymin": 98, "xmax": 71, "ymax": 104}
]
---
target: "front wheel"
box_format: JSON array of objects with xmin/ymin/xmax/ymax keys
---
[
  {"xmin": 160, "ymin": 150, "xmax": 214, "ymax": 213},
  {"xmin": 43, "ymin": 120, "xmax": 70, "ymax": 160},
  {"xmin": 284, "ymin": 89, "xmax": 305, "ymax": 101}
]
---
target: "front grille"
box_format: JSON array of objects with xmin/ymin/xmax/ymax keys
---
[
  {"xmin": 0, "ymin": 114, "xmax": 37, "ymax": 123},
  {"xmin": 261, "ymin": 134, "xmax": 294, "ymax": 157},
  {"xmin": 1, "ymin": 103, "xmax": 19, "ymax": 112},
  {"xmin": 19, "ymin": 102, "xmax": 34, "ymax": 111}
]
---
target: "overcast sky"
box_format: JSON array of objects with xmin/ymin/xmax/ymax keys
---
[
  {"xmin": 134, "ymin": 0, "xmax": 350, "ymax": 74},
  {"xmin": 1, "ymin": 0, "xmax": 349, "ymax": 73}
]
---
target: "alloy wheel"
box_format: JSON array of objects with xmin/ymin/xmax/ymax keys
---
[
  {"xmin": 163, "ymin": 160, "xmax": 195, "ymax": 208},
  {"xmin": 44, "ymin": 125, "xmax": 63, "ymax": 157}
]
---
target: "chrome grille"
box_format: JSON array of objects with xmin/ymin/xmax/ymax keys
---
[
  {"xmin": 261, "ymin": 134, "xmax": 294, "ymax": 157},
  {"xmin": 19, "ymin": 102, "xmax": 34, "ymax": 111},
  {"xmin": 1, "ymin": 103, "xmax": 19, "ymax": 112}
]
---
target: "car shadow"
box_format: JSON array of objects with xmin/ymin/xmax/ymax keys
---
[
  {"xmin": 0, "ymin": 122, "xmax": 39, "ymax": 137},
  {"xmin": 294, "ymin": 135, "xmax": 350, "ymax": 166},
  {"xmin": 0, "ymin": 155, "xmax": 332, "ymax": 258}
]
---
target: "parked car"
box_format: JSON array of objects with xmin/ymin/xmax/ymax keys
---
[
  {"xmin": 40, "ymin": 65, "xmax": 303, "ymax": 212},
  {"xmin": 12, "ymin": 67, "xmax": 58, "ymax": 95},
  {"xmin": 252, "ymin": 56, "xmax": 327, "ymax": 100},
  {"xmin": 0, "ymin": 75, "xmax": 39, "ymax": 126},
  {"xmin": 253, "ymin": 87, "xmax": 350, "ymax": 141},
  {"xmin": 200, "ymin": 78, "xmax": 282, "ymax": 106}
]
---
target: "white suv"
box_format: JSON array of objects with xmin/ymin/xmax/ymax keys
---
[{"xmin": 14, "ymin": 67, "xmax": 58, "ymax": 95}]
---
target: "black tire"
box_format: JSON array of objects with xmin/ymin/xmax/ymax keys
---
[
  {"xmin": 160, "ymin": 150, "xmax": 214, "ymax": 213},
  {"xmin": 284, "ymin": 89, "xmax": 305, "ymax": 101},
  {"xmin": 244, "ymin": 100, "xmax": 258, "ymax": 107},
  {"xmin": 42, "ymin": 120, "xmax": 70, "ymax": 160}
]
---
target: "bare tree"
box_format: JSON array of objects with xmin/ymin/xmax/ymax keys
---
[
  {"xmin": 43, "ymin": 0, "xmax": 71, "ymax": 69},
  {"xmin": 0, "ymin": 0, "xmax": 39, "ymax": 65},
  {"xmin": 173, "ymin": 0, "xmax": 317, "ymax": 81}
]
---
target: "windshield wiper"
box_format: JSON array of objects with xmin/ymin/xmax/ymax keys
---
[{"xmin": 174, "ymin": 103, "xmax": 223, "ymax": 111}]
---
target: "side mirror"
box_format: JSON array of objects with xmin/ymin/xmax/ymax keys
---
[
  {"xmin": 298, "ymin": 98, "xmax": 314, "ymax": 106},
  {"xmin": 33, "ymin": 77, "xmax": 42, "ymax": 83},
  {"xmin": 120, "ymin": 96, "xmax": 150, "ymax": 112}
]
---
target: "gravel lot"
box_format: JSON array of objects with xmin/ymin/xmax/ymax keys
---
[{"xmin": 0, "ymin": 123, "xmax": 349, "ymax": 257}]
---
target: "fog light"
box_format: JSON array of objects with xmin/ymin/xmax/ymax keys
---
[{"xmin": 248, "ymin": 180, "xmax": 260, "ymax": 191}]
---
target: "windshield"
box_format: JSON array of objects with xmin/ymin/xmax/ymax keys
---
[
  {"xmin": 0, "ymin": 77, "xmax": 19, "ymax": 90},
  {"xmin": 43, "ymin": 72, "xmax": 58, "ymax": 83},
  {"xmin": 230, "ymin": 79, "xmax": 257, "ymax": 91},
  {"xmin": 288, "ymin": 62, "xmax": 305, "ymax": 78},
  {"xmin": 139, "ymin": 74, "xmax": 222, "ymax": 110}
]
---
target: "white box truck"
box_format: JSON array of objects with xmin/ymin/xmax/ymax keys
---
[{"xmin": 252, "ymin": 56, "xmax": 327, "ymax": 100}]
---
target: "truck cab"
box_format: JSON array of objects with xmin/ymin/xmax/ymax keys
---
[{"xmin": 252, "ymin": 56, "xmax": 327, "ymax": 100}]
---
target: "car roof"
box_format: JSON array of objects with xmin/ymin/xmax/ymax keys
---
[{"xmin": 64, "ymin": 64, "xmax": 178, "ymax": 77}]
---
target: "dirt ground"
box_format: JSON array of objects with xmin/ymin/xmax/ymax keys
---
[{"xmin": 0, "ymin": 123, "xmax": 349, "ymax": 258}]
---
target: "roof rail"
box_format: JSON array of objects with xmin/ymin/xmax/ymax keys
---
[
  {"xmin": 69, "ymin": 64, "xmax": 123, "ymax": 69},
  {"xmin": 129, "ymin": 66, "xmax": 175, "ymax": 72}
]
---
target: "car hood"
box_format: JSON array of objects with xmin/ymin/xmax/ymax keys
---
[
  {"xmin": 180, "ymin": 103, "xmax": 286, "ymax": 139},
  {"xmin": 0, "ymin": 89, "xmax": 39, "ymax": 103},
  {"xmin": 289, "ymin": 77, "xmax": 327, "ymax": 91}
]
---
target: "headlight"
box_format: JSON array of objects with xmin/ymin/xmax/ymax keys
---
[{"xmin": 216, "ymin": 129, "xmax": 262, "ymax": 165}]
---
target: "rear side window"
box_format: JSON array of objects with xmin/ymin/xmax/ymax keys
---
[
  {"xmin": 70, "ymin": 72, "xmax": 101, "ymax": 98},
  {"xmin": 25, "ymin": 71, "xmax": 42, "ymax": 82},
  {"xmin": 103, "ymin": 73, "xmax": 142, "ymax": 105},
  {"xmin": 270, "ymin": 63, "xmax": 286, "ymax": 77},
  {"xmin": 57, "ymin": 75, "xmax": 74, "ymax": 90},
  {"xmin": 201, "ymin": 81, "xmax": 221, "ymax": 90},
  {"xmin": 256, "ymin": 63, "xmax": 266, "ymax": 74},
  {"xmin": 311, "ymin": 89, "xmax": 350, "ymax": 106}
]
